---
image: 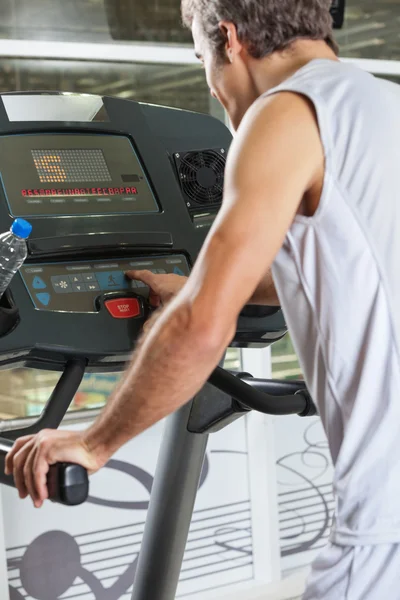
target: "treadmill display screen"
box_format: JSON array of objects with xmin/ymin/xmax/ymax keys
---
[
  {"xmin": 31, "ymin": 149, "xmax": 112, "ymax": 183},
  {"xmin": 0, "ymin": 134, "xmax": 159, "ymax": 217}
]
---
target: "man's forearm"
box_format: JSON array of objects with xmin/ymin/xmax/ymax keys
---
[{"xmin": 83, "ymin": 301, "xmax": 232, "ymax": 465}]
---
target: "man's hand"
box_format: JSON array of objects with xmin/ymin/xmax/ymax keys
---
[
  {"xmin": 125, "ymin": 270, "xmax": 188, "ymax": 308},
  {"xmin": 5, "ymin": 429, "xmax": 102, "ymax": 508}
]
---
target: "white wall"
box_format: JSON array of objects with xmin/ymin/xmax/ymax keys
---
[{"xmin": 1, "ymin": 413, "xmax": 280, "ymax": 600}]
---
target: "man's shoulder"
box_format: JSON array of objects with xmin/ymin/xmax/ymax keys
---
[{"xmin": 241, "ymin": 89, "xmax": 320, "ymax": 142}]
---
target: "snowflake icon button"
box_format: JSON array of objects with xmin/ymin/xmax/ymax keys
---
[{"xmin": 51, "ymin": 275, "xmax": 72, "ymax": 294}]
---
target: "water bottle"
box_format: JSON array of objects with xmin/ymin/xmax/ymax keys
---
[{"xmin": 0, "ymin": 219, "xmax": 32, "ymax": 301}]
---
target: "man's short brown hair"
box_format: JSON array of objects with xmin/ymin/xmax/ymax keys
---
[{"xmin": 181, "ymin": 0, "xmax": 339, "ymax": 59}]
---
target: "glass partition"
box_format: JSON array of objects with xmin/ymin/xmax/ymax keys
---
[
  {"xmin": 0, "ymin": 351, "xmax": 240, "ymax": 424},
  {"xmin": 336, "ymin": 0, "xmax": 400, "ymax": 60},
  {"xmin": 271, "ymin": 336, "xmax": 303, "ymax": 381},
  {"xmin": 376, "ymin": 74, "xmax": 400, "ymax": 84},
  {"xmin": 1, "ymin": 0, "xmax": 399, "ymax": 61},
  {"xmin": 0, "ymin": 0, "xmax": 191, "ymax": 43},
  {"xmin": 0, "ymin": 59, "xmax": 210, "ymax": 114}
]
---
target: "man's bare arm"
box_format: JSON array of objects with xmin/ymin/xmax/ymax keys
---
[{"xmin": 6, "ymin": 92, "xmax": 324, "ymax": 505}]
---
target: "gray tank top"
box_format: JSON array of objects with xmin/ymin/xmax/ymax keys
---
[{"xmin": 266, "ymin": 60, "xmax": 400, "ymax": 546}]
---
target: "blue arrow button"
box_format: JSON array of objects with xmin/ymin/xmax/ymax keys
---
[
  {"xmin": 36, "ymin": 293, "xmax": 51, "ymax": 307},
  {"xmin": 33, "ymin": 276, "xmax": 47, "ymax": 290},
  {"xmin": 173, "ymin": 267, "xmax": 185, "ymax": 276}
]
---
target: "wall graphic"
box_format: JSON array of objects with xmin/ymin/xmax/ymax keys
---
[
  {"xmin": 3, "ymin": 418, "xmax": 254, "ymax": 600},
  {"xmin": 275, "ymin": 416, "xmax": 335, "ymax": 576}
]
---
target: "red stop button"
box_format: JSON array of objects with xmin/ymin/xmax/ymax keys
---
[{"xmin": 105, "ymin": 298, "xmax": 141, "ymax": 319}]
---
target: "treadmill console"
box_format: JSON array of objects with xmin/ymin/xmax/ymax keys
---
[
  {"xmin": 21, "ymin": 255, "xmax": 189, "ymax": 313},
  {"xmin": 1, "ymin": 134, "xmax": 158, "ymax": 217},
  {"xmin": 0, "ymin": 93, "xmax": 287, "ymax": 371}
]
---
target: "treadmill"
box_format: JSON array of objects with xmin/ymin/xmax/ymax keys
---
[{"xmin": 0, "ymin": 92, "xmax": 316, "ymax": 600}]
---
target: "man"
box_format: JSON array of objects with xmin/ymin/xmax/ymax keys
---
[{"xmin": 6, "ymin": 1, "xmax": 400, "ymax": 597}]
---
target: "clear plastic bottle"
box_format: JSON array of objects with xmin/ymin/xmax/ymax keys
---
[{"xmin": 0, "ymin": 219, "xmax": 32, "ymax": 300}]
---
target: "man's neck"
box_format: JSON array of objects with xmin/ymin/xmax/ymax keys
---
[{"xmin": 248, "ymin": 40, "xmax": 339, "ymax": 97}]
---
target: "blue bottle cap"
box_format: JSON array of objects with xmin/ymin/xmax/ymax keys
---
[{"xmin": 11, "ymin": 219, "xmax": 33, "ymax": 239}]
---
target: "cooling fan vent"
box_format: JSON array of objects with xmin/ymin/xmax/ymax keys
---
[{"xmin": 175, "ymin": 149, "xmax": 226, "ymax": 209}]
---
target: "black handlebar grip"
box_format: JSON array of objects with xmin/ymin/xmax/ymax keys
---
[
  {"xmin": 0, "ymin": 438, "xmax": 89, "ymax": 506},
  {"xmin": 47, "ymin": 462, "xmax": 89, "ymax": 506}
]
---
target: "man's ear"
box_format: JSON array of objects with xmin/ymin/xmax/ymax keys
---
[{"xmin": 218, "ymin": 21, "xmax": 243, "ymax": 63}]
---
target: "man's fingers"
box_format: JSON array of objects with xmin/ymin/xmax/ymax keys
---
[
  {"xmin": 13, "ymin": 440, "xmax": 35, "ymax": 499},
  {"xmin": 5, "ymin": 435, "xmax": 34, "ymax": 475},
  {"xmin": 125, "ymin": 270, "xmax": 155, "ymax": 287},
  {"xmin": 5, "ymin": 430, "xmax": 95, "ymax": 506},
  {"xmin": 126, "ymin": 270, "xmax": 161, "ymax": 308},
  {"xmin": 148, "ymin": 292, "xmax": 161, "ymax": 308},
  {"xmin": 33, "ymin": 445, "xmax": 51, "ymax": 505},
  {"xmin": 24, "ymin": 446, "xmax": 40, "ymax": 507},
  {"xmin": 143, "ymin": 320, "xmax": 154, "ymax": 334}
]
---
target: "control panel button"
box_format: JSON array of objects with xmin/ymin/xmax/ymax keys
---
[
  {"xmin": 105, "ymin": 298, "xmax": 141, "ymax": 319},
  {"xmin": 95, "ymin": 271, "xmax": 129, "ymax": 292},
  {"xmin": 51, "ymin": 276, "xmax": 72, "ymax": 293},
  {"xmin": 36, "ymin": 292, "xmax": 51, "ymax": 307},
  {"xmin": 69, "ymin": 274, "xmax": 83, "ymax": 284},
  {"xmin": 33, "ymin": 276, "xmax": 47, "ymax": 290},
  {"xmin": 173, "ymin": 266, "xmax": 185, "ymax": 276},
  {"xmin": 82, "ymin": 273, "xmax": 95, "ymax": 282},
  {"xmin": 72, "ymin": 283, "xmax": 86, "ymax": 293},
  {"xmin": 87, "ymin": 282, "xmax": 100, "ymax": 292}
]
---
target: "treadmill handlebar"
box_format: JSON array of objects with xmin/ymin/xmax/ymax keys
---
[
  {"xmin": 0, "ymin": 362, "xmax": 314, "ymax": 506},
  {"xmin": 209, "ymin": 366, "xmax": 317, "ymax": 417},
  {"xmin": 0, "ymin": 437, "xmax": 89, "ymax": 506}
]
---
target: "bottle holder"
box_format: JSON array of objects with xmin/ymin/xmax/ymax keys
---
[{"xmin": 0, "ymin": 289, "xmax": 19, "ymax": 338}]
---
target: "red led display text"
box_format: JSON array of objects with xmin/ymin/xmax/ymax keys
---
[{"xmin": 21, "ymin": 187, "xmax": 138, "ymax": 197}]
